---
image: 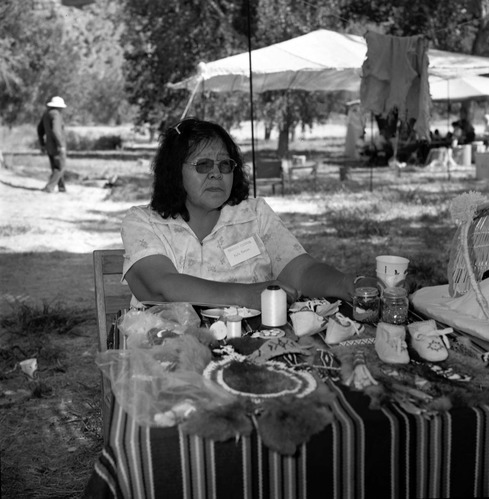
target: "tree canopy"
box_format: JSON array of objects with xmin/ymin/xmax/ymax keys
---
[
  {"xmin": 0, "ymin": 0, "xmax": 129, "ymax": 125},
  {"xmin": 1, "ymin": 0, "xmax": 488, "ymax": 133}
]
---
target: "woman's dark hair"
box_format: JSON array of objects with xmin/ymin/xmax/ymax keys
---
[{"xmin": 150, "ymin": 117, "xmax": 250, "ymax": 221}]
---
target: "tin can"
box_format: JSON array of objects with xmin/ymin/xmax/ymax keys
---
[{"xmin": 353, "ymin": 287, "xmax": 380, "ymax": 323}]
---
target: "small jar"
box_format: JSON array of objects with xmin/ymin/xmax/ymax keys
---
[
  {"xmin": 353, "ymin": 287, "xmax": 380, "ymax": 323},
  {"xmin": 381, "ymin": 287, "xmax": 409, "ymax": 325},
  {"xmin": 226, "ymin": 315, "xmax": 242, "ymax": 339}
]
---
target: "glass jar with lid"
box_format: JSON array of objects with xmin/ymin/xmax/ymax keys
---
[
  {"xmin": 353, "ymin": 287, "xmax": 380, "ymax": 323},
  {"xmin": 381, "ymin": 286, "xmax": 409, "ymax": 324}
]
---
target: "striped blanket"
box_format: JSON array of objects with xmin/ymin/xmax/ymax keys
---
[
  {"xmin": 84, "ymin": 304, "xmax": 489, "ymax": 499},
  {"xmin": 84, "ymin": 377, "xmax": 489, "ymax": 499}
]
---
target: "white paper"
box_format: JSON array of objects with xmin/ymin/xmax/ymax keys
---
[{"xmin": 223, "ymin": 236, "xmax": 261, "ymax": 267}]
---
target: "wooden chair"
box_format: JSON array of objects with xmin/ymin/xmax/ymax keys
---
[
  {"xmin": 254, "ymin": 158, "xmax": 285, "ymax": 195},
  {"xmin": 288, "ymin": 155, "xmax": 318, "ymax": 183},
  {"xmin": 93, "ymin": 248, "xmax": 132, "ymax": 442}
]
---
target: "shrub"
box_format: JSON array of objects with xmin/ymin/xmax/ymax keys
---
[
  {"xmin": 65, "ymin": 131, "xmax": 123, "ymax": 151},
  {"xmin": 93, "ymin": 134, "xmax": 123, "ymax": 150},
  {"xmin": 65, "ymin": 130, "xmax": 94, "ymax": 151},
  {"xmin": 1, "ymin": 301, "xmax": 91, "ymax": 337}
]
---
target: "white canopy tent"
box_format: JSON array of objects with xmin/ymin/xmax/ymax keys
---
[
  {"xmin": 169, "ymin": 29, "xmax": 489, "ymax": 96},
  {"xmin": 429, "ymin": 75, "xmax": 489, "ymax": 101},
  {"xmin": 169, "ymin": 30, "xmax": 366, "ymax": 94}
]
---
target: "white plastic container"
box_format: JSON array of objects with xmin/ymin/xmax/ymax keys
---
[
  {"xmin": 261, "ymin": 285, "xmax": 287, "ymax": 327},
  {"xmin": 226, "ymin": 315, "xmax": 242, "ymax": 338}
]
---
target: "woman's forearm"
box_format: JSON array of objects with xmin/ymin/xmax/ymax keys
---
[
  {"xmin": 298, "ymin": 262, "xmax": 354, "ymax": 300},
  {"xmin": 125, "ymin": 255, "xmax": 300, "ymax": 309},
  {"xmin": 127, "ymin": 269, "xmax": 280, "ymax": 310},
  {"xmin": 154, "ymin": 273, "xmax": 262, "ymax": 308},
  {"xmin": 278, "ymin": 254, "xmax": 355, "ymax": 301}
]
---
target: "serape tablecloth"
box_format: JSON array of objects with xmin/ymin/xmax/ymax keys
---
[
  {"xmin": 83, "ymin": 303, "xmax": 489, "ymax": 499},
  {"xmin": 84, "ymin": 375, "xmax": 489, "ymax": 499}
]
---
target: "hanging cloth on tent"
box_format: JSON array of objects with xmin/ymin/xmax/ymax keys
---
[{"xmin": 360, "ymin": 32, "xmax": 431, "ymax": 140}]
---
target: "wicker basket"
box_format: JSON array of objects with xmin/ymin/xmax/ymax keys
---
[{"xmin": 448, "ymin": 201, "xmax": 489, "ymax": 298}]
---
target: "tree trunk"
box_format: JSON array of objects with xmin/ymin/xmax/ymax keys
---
[
  {"xmin": 472, "ymin": 1, "xmax": 489, "ymax": 57},
  {"xmin": 277, "ymin": 126, "xmax": 289, "ymax": 158},
  {"xmin": 264, "ymin": 125, "xmax": 272, "ymax": 140},
  {"xmin": 461, "ymin": 1, "xmax": 489, "ymax": 123},
  {"xmin": 149, "ymin": 126, "xmax": 156, "ymax": 143}
]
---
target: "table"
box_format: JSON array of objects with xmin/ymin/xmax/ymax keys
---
[{"xmin": 83, "ymin": 305, "xmax": 489, "ymax": 499}]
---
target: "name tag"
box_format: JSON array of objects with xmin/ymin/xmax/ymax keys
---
[{"xmin": 223, "ymin": 236, "xmax": 261, "ymax": 267}]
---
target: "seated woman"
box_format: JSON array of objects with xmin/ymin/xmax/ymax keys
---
[{"xmin": 122, "ymin": 118, "xmax": 364, "ymax": 310}]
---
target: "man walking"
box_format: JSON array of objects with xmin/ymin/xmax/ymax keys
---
[{"xmin": 37, "ymin": 96, "xmax": 68, "ymax": 193}]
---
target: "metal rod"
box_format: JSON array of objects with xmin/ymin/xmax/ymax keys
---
[{"xmin": 246, "ymin": 0, "xmax": 256, "ymax": 197}]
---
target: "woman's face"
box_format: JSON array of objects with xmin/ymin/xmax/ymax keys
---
[{"xmin": 182, "ymin": 138, "xmax": 234, "ymax": 214}]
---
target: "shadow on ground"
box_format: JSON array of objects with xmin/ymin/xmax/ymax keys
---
[{"xmin": 0, "ymin": 252, "xmax": 98, "ymax": 315}]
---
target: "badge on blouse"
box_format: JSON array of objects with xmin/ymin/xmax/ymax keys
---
[{"xmin": 223, "ymin": 236, "xmax": 261, "ymax": 267}]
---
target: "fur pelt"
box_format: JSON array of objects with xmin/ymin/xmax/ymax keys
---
[
  {"xmin": 256, "ymin": 388, "xmax": 335, "ymax": 455},
  {"xmin": 181, "ymin": 385, "xmax": 335, "ymax": 455},
  {"xmin": 180, "ymin": 400, "xmax": 254, "ymax": 441}
]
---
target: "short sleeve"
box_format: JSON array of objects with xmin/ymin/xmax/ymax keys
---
[
  {"xmin": 121, "ymin": 206, "xmax": 173, "ymax": 281},
  {"xmin": 255, "ymin": 198, "xmax": 306, "ymax": 277}
]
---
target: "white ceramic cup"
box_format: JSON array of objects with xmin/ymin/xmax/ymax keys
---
[
  {"xmin": 376, "ymin": 271, "xmax": 406, "ymax": 289},
  {"xmin": 376, "ymin": 255, "xmax": 409, "ymax": 291},
  {"xmin": 376, "ymin": 255, "xmax": 409, "ymax": 275}
]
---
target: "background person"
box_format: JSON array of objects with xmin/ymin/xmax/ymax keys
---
[
  {"xmin": 121, "ymin": 118, "xmax": 367, "ymax": 310},
  {"xmin": 37, "ymin": 96, "xmax": 68, "ymax": 193},
  {"xmin": 451, "ymin": 115, "xmax": 475, "ymax": 145},
  {"xmin": 483, "ymin": 114, "xmax": 489, "ymax": 147}
]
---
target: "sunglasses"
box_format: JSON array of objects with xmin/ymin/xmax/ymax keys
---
[{"xmin": 186, "ymin": 158, "xmax": 237, "ymax": 174}]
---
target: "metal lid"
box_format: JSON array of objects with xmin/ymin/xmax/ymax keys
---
[
  {"xmin": 354, "ymin": 286, "xmax": 379, "ymax": 297},
  {"xmin": 383, "ymin": 286, "xmax": 408, "ymax": 298}
]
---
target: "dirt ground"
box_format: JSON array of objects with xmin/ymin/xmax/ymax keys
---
[
  {"xmin": 0, "ymin": 165, "xmax": 135, "ymax": 313},
  {"xmin": 0, "ymin": 162, "xmax": 140, "ymax": 497}
]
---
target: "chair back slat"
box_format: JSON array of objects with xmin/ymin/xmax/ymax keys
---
[
  {"xmin": 93, "ymin": 248, "xmax": 132, "ymax": 443},
  {"xmin": 93, "ymin": 249, "xmax": 131, "ymax": 352}
]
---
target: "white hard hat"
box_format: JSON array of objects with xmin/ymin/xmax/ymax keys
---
[{"xmin": 46, "ymin": 96, "xmax": 67, "ymax": 108}]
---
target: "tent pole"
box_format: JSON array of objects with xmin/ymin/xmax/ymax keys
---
[
  {"xmin": 180, "ymin": 79, "xmax": 201, "ymax": 119},
  {"xmin": 446, "ymin": 78, "xmax": 451, "ymax": 134},
  {"xmin": 246, "ymin": 0, "xmax": 256, "ymax": 198},
  {"xmin": 369, "ymin": 112, "xmax": 374, "ymax": 192}
]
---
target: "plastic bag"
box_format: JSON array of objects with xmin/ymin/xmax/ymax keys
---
[
  {"xmin": 96, "ymin": 345, "xmax": 236, "ymax": 427},
  {"xmin": 119, "ymin": 302, "xmax": 201, "ymax": 349},
  {"xmin": 148, "ymin": 302, "xmax": 200, "ymax": 328}
]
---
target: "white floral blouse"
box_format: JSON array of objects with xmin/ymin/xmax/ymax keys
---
[{"xmin": 121, "ymin": 197, "xmax": 306, "ymax": 297}]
